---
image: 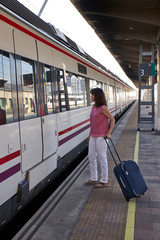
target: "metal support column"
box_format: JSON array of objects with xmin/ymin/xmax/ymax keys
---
[{"xmin": 138, "ymin": 41, "xmax": 155, "ymax": 130}]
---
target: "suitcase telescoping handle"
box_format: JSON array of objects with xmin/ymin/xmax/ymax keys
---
[{"xmin": 104, "ymin": 137, "xmax": 122, "ymax": 166}]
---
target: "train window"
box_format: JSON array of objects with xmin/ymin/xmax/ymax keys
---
[
  {"xmin": 108, "ymin": 85, "xmax": 115, "ymax": 103},
  {"xmin": 57, "ymin": 69, "xmax": 69, "ymax": 112},
  {"xmin": 0, "ymin": 51, "xmax": 14, "ymax": 125},
  {"xmin": 21, "ymin": 58, "xmax": 37, "ymax": 119},
  {"xmin": 116, "ymin": 87, "xmax": 121, "ymax": 102},
  {"xmin": 66, "ymin": 73, "xmax": 87, "ymax": 109},
  {"xmin": 97, "ymin": 82, "xmax": 102, "ymax": 88},
  {"xmin": 103, "ymin": 83, "xmax": 108, "ymax": 102},
  {"xmin": 90, "ymin": 79, "xmax": 97, "ymax": 89},
  {"xmin": 43, "ymin": 65, "xmax": 53, "ymax": 115},
  {"xmin": 89, "ymin": 79, "xmax": 102, "ymax": 90}
]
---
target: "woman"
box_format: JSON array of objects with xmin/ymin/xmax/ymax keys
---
[{"xmin": 85, "ymin": 88, "xmax": 115, "ymax": 188}]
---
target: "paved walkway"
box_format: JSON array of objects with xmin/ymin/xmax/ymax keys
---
[{"xmin": 135, "ymin": 131, "xmax": 160, "ymax": 240}]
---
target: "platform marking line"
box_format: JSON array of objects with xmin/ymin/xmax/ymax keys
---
[{"xmin": 124, "ymin": 131, "xmax": 139, "ymax": 240}]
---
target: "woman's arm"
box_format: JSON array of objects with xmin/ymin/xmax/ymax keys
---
[{"xmin": 102, "ymin": 105, "xmax": 115, "ymax": 139}]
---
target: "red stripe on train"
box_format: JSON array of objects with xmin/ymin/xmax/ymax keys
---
[
  {"xmin": 59, "ymin": 119, "xmax": 90, "ymax": 136},
  {"xmin": 0, "ymin": 150, "xmax": 21, "ymax": 165}
]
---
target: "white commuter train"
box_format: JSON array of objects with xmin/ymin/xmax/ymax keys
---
[{"xmin": 0, "ymin": 0, "xmax": 136, "ymax": 227}]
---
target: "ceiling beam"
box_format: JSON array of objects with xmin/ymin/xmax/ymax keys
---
[{"xmin": 84, "ymin": 9, "xmax": 160, "ymax": 27}]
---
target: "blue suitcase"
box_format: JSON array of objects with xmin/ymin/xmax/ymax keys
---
[{"xmin": 105, "ymin": 138, "xmax": 148, "ymax": 201}]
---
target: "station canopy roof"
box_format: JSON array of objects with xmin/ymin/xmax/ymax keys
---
[{"xmin": 70, "ymin": 0, "xmax": 160, "ymax": 88}]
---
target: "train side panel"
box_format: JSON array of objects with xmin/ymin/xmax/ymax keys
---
[
  {"xmin": 0, "ymin": 123, "xmax": 21, "ymax": 206},
  {"xmin": 14, "ymin": 28, "xmax": 37, "ymax": 60},
  {"xmin": 37, "ymin": 40, "xmax": 55, "ymax": 66},
  {"xmin": 42, "ymin": 114, "xmax": 58, "ymax": 159},
  {"xmin": 0, "ymin": 13, "xmax": 14, "ymax": 53},
  {"xmin": 57, "ymin": 107, "xmax": 90, "ymax": 158},
  {"xmin": 20, "ymin": 118, "xmax": 43, "ymax": 172},
  {"xmin": 28, "ymin": 154, "xmax": 57, "ymax": 190}
]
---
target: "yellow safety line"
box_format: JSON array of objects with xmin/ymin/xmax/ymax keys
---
[{"xmin": 124, "ymin": 131, "xmax": 139, "ymax": 240}]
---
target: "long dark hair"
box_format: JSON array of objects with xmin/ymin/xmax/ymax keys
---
[{"xmin": 90, "ymin": 88, "xmax": 107, "ymax": 107}]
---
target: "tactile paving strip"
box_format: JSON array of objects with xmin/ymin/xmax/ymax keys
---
[{"xmin": 68, "ymin": 105, "xmax": 138, "ymax": 240}]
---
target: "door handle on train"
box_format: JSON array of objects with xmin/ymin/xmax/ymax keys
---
[
  {"xmin": 22, "ymin": 144, "xmax": 26, "ymax": 152},
  {"xmin": 8, "ymin": 144, "xmax": 13, "ymax": 154}
]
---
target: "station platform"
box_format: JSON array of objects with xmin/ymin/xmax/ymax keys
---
[{"xmin": 13, "ymin": 102, "xmax": 160, "ymax": 240}]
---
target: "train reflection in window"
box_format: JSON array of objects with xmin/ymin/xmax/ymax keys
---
[
  {"xmin": 89, "ymin": 79, "xmax": 102, "ymax": 105},
  {"xmin": 0, "ymin": 51, "xmax": 13, "ymax": 125},
  {"xmin": 66, "ymin": 72, "xmax": 87, "ymax": 109},
  {"xmin": 89, "ymin": 79, "xmax": 102, "ymax": 90}
]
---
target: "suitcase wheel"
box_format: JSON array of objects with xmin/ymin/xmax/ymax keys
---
[{"xmin": 125, "ymin": 196, "xmax": 129, "ymax": 202}]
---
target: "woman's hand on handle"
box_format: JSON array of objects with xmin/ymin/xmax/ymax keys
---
[{"xmin": 105, "ymin": 133, "xmax": 111, "ymax": 139}]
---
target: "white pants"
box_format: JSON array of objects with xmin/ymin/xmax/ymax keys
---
[{"xmin": 88, "ymin": 136, "xmax": 108, "ymax": 183}]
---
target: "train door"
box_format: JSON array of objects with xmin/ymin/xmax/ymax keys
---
[
  {"xmin": 41, "ymin": 65, "xmax": 58, "ymax": 159},
  {"xmin": 16, "ymin": 57, "xmax": 43, "ymax": 172},
  {"xmin": 0, "ymin": 50, "xmax": 22, "ymax": 205}
]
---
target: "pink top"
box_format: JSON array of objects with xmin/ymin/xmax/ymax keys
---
[{"xmin": 90, "ymin": 105, "xmax": 109, "ymax": 137}]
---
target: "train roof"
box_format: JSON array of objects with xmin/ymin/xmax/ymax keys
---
[{"xmin": 1, "ymin": 0, "xmax": 134, "ymax": 90}]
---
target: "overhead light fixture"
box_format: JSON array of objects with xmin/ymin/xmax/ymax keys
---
[{"xmin": 124, "ymin": 37, "xmax": 132, "ymax": 40}]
